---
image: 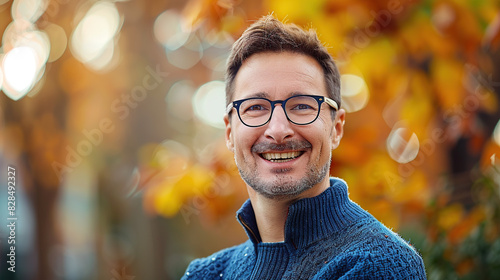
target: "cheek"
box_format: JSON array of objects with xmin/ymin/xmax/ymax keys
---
[
  {"xmin": 305, "ymin": 126, "xmax": 334, "ymax": 155},
  {"xmin": 232, "ymin": 126, "xmax": 260, "ymax": 153}
]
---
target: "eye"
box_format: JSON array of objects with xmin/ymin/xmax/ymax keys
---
[
  {"xmin": 240, "ymin": 100, "xmax": 270, "ymax": 115},
  {"xmin": 247, "ymin": 105, "xmax": 266, "ymax": 111},
  {"xmin": 291, "ymin": 104, "xmax": 314, "ymax": 110}
]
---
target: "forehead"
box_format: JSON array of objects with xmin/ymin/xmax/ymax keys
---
[{"xmin": 233, "ymin": 52, "xmax": 326, "ymax": 100}]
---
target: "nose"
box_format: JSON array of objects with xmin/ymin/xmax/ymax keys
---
[{"xmin": 264, "ymin": 105, "xmax": 294, "ymax": 143}]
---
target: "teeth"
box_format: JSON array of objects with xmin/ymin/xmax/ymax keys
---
[{"xmin": 262, "ymin": 151, "xmax": 301, "ymax": 162}]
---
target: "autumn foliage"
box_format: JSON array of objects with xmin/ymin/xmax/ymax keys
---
[{"xmin": 138, "ymin": 0, "xmax": 500, "ymax": 278}]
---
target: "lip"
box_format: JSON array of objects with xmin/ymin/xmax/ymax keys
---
[
  {"xmin": 259, "ymin": 151, "xmax": 304, "ymax": 162},
  {"xmin": 257, "ymin": 150, "xmax": 306, "ymax": 170},
  {"xmin": 252, "ymin": 140, "xmax": 311, "ymax": 169}
]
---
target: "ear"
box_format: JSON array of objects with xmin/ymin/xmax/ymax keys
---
[
  {"xmin": 331, "ymin": 109, "xmax": 345, "ymax": 150},
  {"xmin": 224, "ymin": 114, "xmax": 234, "ymax": 153}
]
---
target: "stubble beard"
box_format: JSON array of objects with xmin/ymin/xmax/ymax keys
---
[{"xmin": 236, "ymin": 151, "xmax": 331, "ymax": 200}]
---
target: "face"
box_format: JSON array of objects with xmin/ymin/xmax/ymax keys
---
[{"xmin": 224, "ymin": 52, "xmax": 345, "ymax": 200}]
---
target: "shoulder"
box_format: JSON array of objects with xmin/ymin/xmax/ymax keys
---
[
  {"xmin": 316, "ymin": 218, "xmax": 427, "ymax": 279},
  {"xmin": 316, "ymin": 250, "xmax": 426, "ymax": 280},
  {"xmin": 181, "ymin": 240, "xmax": 253, "ymax": 279}
]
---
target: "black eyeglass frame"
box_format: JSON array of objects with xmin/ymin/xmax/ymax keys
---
[{"xmin": 226, "ymin": 94, "xmax": 339, "ymax": 127}]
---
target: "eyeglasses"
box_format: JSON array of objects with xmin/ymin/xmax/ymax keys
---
[{"xmin": 226, "ymin": 94, "xmax": 339, "ymax": 127}]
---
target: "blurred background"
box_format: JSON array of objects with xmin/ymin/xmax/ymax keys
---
[{"xmin": 0, "ymin": 0, "xmax": 499, "ymax": 279}]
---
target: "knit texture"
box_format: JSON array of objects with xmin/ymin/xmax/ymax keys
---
[{"xmin": 182, "ymin": 178, "xmax": 427, "ymax": 279}]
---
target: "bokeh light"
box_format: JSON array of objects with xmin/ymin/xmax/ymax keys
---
[
  {"xmin": 166, "ymin": 34, "xmax": 203, "ymax": 69},
  {"xmin": 386, "ymin": 125, "xmax": 420, "ymax": 164},
  {"xmin": 166, "ymin": 80, "xmax": 196, "ymax": 122},
  {"xmin": 154, "ymin": 9, "xmax": 192, "ymax": 51},
  {"xmin": 2, "ymin": 20, "xmax": 30, "ymax": 49},
  {"xmin": 2, "ymin": 46, "xmax": 39, "ymax": 100},
  {"xmin": 85, "ymin": 38, "xmax": 120, "ymax": 71},
  {"xmin": 153, "ymin": 140, "xmax": 191, "ymax": 176},
  {"xmin": 11, "ymin": 0, "xmax": 47, "ymax": 23},
  {"xmin": 26, "ymin": 71, "xmax": 45, "ymax": 98},
  {"xmin": 1, "ymin": 24, "xmax": 49, "ymax": 100},
  {"xmin": 431, "ymin": 3, "xmax": 455, "ymax": 34},
  {"xmin": 0, "ymin": 65, "xmax": 3, "ymax": 90},
  {"xmin": 19, "ymin": 30, "xmax": 51, "ymax": 64},
  {"xmin": 340, "ymin": 74, "xmax": 370, "ymax": 112},
  {"xmin": 201, "ymin": 51, "xmax": 228, "ymax": 72},
  {"xmin": 2, "ymin": 22, "xmax": 50, "ymax": 56},
  {"xmin": 202, "ymin": 30, "xmax": 234, "ymax": 48},
  {"xmin": 494, "ymin": 120, "xmax": 500, "ymax": 146},
  {"xmin": 70, "ymin": 1, "xmax": 121, "ymax": 71},
  {"xmin": 200, "ymin": 31, "xmax": 232, "ymax": 80},
  {"xmin": 43, "ymin": 23, "xmax": 67, "ymax": 62},
  {"xmin": 192, "ymin": 80, "xmax": 226, "ymax": 129},
  {"xmin": 200, "ymin": 32, "xmax": 232, "ymax": 78}
]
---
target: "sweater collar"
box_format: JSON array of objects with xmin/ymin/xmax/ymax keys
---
[{"xmin": 236, "ymin": 178, "xmax": 370, "ymax": 250}]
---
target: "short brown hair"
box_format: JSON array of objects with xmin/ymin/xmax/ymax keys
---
[{"xmin": 225, "ymin": 15, "xmax": 341, "ymax": 110}]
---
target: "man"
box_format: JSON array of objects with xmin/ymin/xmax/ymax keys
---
[{"xmin": 182, "ymin": 15, "xmax": 426, "ymax": 279}]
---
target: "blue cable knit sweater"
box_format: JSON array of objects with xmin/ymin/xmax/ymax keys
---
[{"xmin": 182, "ymin": 178, "xmax": 427, "ymax": 279}]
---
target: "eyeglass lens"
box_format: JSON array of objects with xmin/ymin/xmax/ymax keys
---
[{"xmin": 238, "ymin": 95, "xmax": 321, "ymax": 126}]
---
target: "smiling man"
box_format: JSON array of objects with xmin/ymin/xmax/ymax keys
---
[{"xmin": 182, "ymin": 15, "xmax": 426, "ymax": 279}]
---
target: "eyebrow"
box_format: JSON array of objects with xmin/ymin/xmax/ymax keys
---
[
  {"xmin": 246, "ymin": 91, "xmax": 311, "ymax": 99},
  {"xmin": 289, "ymin": 91, "xmax": 310, "ymax": 97},
  {"xmin": 246, "ymin": 92, "xmax": 269, "ymax": 99}
]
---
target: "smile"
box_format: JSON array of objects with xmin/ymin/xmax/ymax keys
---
[{"xmin": 260, "ymin": 151, "xmax": 303, "ymax": 163}]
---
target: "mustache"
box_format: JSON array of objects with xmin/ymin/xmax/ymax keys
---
[{"xmin": 251, "ymin": 140, "xmax": 312, "ymax": 153}]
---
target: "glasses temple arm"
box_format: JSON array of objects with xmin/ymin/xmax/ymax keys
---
[
  {"xmin": 324, "ymin": 97, "xmax": 339, "ymax": 111},
  {"xmin": 226, "ymin": 103, "xmax": 234, "ymax": 115}
]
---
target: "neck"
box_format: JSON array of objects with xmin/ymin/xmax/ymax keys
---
[
  {"xmin": 248, "ymin": 190, "xmax": 289, "ymax": 243},
  {"xmin": 246, "ymin": 178, "xmax": 330, "ymax": 243}
]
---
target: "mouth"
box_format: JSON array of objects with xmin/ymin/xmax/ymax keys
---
[{"xmin": 260, "ymin": 151, "xmax": 304, "ymax": 163}]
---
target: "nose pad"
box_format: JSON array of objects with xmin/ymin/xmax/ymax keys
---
[{"xmin": 269, "ymin": 104, "xmax": 288, "ymax": 122}]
